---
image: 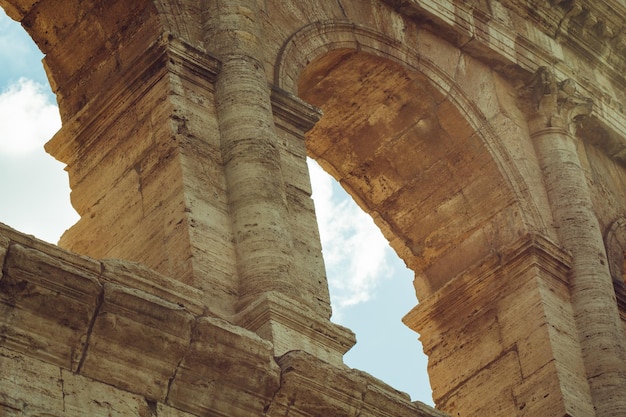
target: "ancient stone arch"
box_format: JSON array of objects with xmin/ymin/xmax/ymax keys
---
[
  {"xmin": 276, "ymin": 22, "xmax": 548, "ymax": 293},
  {"xmin": 1, "ymin": 1, "xmax": 626, "ymax": 416}
]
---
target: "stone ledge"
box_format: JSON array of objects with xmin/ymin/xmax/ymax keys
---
[
  {"xmin": 271, "ymin": 87, "xmax": 323, "ymax": 135},
  {"xmin": 268, "ymin": 350, "xmax": 448, "ymax": 417},
  {"xmin": 404, "ymin": 233, "xmax": 572, "ymax": 332},
  {"xmin": 0, "ymin": 223, "xmax": 444, "ymax": 416},
  {"xmin": 234, "ymin": 291, "xmax": 356, "ymax": 367},
  {"xmin": 0, "ymin": 242, "xmax": 102, "ymax": 371}
]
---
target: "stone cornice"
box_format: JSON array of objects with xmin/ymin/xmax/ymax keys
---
[
  {"xmin": 403, "ymin": 233, "xmax": 572, "ymax": 333},
  {"xmin": 382, "ymin": 0, "xmax": 626, "ymax": 85},
  {"xmin": 234, "ymin": 290, "xmax": 356, "ymax": 366},
  {"xmin": 269, "ymin": 350, "xmax": 451, "ymax": 417},
  {"xmin": 270, "ymin": 87, "xmax": 323, "ymax": 136},
  {"xmin": 45, "ymin": 34, "xmax": 221, "ymax": 167},
  {"xmin": 0, "ymin": 222, "xmax": 445, "ymax": 417}
]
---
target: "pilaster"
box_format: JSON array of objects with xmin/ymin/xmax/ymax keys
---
[
  {"xmin": 404, "ymin": 233, "xmax": 594, "ymax": 416},
  {"xmin": 521, "ymin": 67, "xmax": 626, "ymax": 416},
  {"xmin": 202, "ymin": 0, "xmax": 355, "ymax": 361}
]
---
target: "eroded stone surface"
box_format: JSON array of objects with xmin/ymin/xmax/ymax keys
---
[
  {"xmin": 1, "ymin": 0, "xmax": 626, "ymax": 416},
  {"xmin": 0, "ymin": 242, "xmax": 101, "ymax": 371}
]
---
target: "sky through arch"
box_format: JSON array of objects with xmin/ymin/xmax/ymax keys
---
[
  {"xmin": 0, "ymin": 10, "xmax": 78, "ymax": 242},
  {"xmin": 0, "ymin": 8, "xmax": 433, "ymax": 404}
]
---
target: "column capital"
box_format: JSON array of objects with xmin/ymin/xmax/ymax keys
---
[{"xmin": 519, "ymin": 67, "xmax": 593, "ymax": 134}]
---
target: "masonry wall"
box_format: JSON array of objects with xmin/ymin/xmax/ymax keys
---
[{"xmin": 1, "ymin": 0, "xmax": 626, "ymax": 416}]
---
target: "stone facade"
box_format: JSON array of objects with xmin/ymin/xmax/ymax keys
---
[{"xmin": 1, "ymin": 0, "xmax": 625, "ymax": 416}]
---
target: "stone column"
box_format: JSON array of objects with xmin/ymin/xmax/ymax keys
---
[
  {"xmin": 203, "ymin": 0, "xmax": 354, "ymax": 364},
  {"xmin": 523, "ymin": 67, "xmax": 626, "ymax": 416},
  {"xmin": 203, "ymin": 0, "xmax": 296, "ymax": 310}
]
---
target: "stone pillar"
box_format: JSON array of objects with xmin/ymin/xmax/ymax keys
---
[
  {"xmin": 45, "ymin": 2, "xmax": 354, "ymax": 363},
  {"xmin": 202, "ymin": 0, "xmax": 355, "ymax": 363},
  {"xmin": 203, "ymin": 0, "xmax": 326, "ymax": 313},
  {"xmin": 523, "ymin": 67, "xmax": 626, "ymax": 416},
  {"xmin": 203, "ymin": 0, "xmax": 297, "ymax": 311},
  {"xmin": 46, "ymin": 35, "xmax": 241, "ymax": 319},
  {"xmin": 404, "ymin": 234, "xmax": 595, "ymax": 416}
]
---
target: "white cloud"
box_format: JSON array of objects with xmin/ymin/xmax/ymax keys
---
[
  {"xmin": 307, "ymin": 158, "xmax": 394, "ymax": 318},
  {"xmin": 0, "ymin": 77, "xmax": 75, "ymax": 244},
  {"xmin": 0, "ymin": 78, "xmax": 61, "ymax": 154}
]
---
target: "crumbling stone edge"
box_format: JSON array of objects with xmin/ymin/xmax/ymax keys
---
[{"xmin": 0, "ymin": 223, "xmax": 446, "ymax": 417}]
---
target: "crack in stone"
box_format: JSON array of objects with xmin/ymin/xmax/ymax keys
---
[
  {"xmin": 337, "ymin": 0, "xmax": 348, "ymax": 19},
  {"xmin": 145, "ymin": 397, "xmax": 158, "ymax": 416},
  {"xmin": 263, "ymin": 356, "xmax": 284, "ymax": 415},
  {"xmin": 60, "ymin": 368, "xmax": 66, "ymax": 413},
  {"xmin": 164, "ymin": 315, "xmax": 199, "ymax": 405},
  {"xmin": 75, "ymin": 286, "xmax": 105, "ymax": 374}
]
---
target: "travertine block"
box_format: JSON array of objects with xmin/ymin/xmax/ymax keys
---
[
  {"xmin": 156, "ymin": 403, "xmax": 198, "ymax": 417},
  {"xmin": 455, "ymin": 54, "xmax": 500, "ymax": 120},
  {"xmin": 426, "ymin": 308, "xmax": 503, "ymax": 395},
  {"xmin": 268, "ymin": 350, "xmax": 445, "ymax": 417},
  {"xmin": 0, "ymin": 243, "xmax": 101, "ymax": 370},
  {"xmin": 0, "ymin": 222, "xmax": 99, "ymax": 273},
  {"xmin": 101, "ymin": 259, "xmax": 205, "ymax": 316},
  {"xmin": 235, "ymin": 291, "xmax": 355, "ymax": 365},
  {"xmin": 0, "ymin": 347, "xmax": 64, "ymax": 415},
  {"xmin": 0, "ymin": 235, "xmax": 8, "ymax": 277},
  {"xmin": 61, "ymin": 368, "xmax": 154, "ymax": 416},
  {"xmin": 167, "ymin": 316, "xmax": 280, "ymax": 416},
  {"xmin": 438, "ymin": 350, "xmax": 522, "ymax": 416},
  {"xmin": 269, "ymin": 350, "xmax": 367, "ymax": 416},
  {"xmin": 512, "ymin": 361, "xmax": 580, "ymax": 417},
  {"xmin": 80, "ymin": 283, "xmax": 194, "ymax": 402}
]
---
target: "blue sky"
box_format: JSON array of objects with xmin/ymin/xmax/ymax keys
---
[{"xmin": 0, "ymin": 9, "xmax": 433, "ymax": 405}]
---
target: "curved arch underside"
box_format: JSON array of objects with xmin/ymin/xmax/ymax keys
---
[
  {"xmin": 0, "ymin": 0, "xmax": 170, "ymax": 121},
  {"xmin": 300, "ymin": 50, "xmax": 526, "ymax": 297}
]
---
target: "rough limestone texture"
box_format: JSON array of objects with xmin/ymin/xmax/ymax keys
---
[
  {"xmin": 0, "ymin": 223, "xmax": 443, "ymax": 417},
  {"xmin": 1, "ymin": 0, "xmax": 626, "ymax": 416}
]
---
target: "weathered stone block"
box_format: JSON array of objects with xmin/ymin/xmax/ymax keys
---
[
  {"xmin": 0, "ymin": 347, "xmax": 64, "ymax": 415},
  {"xmin": 0, "ymin": 243, "xmax": 101, "ymax": 370},
  {"xmin": 512, "ymin": 361, "xmax": 594, "ymax": 417},
  {"xmin": 80, "ymin": 283, "xmax": 194, "ymax": 402},
  {"xmin": 167, "ymin": 316, "xmax": 280, "ymax": 416},
  {"xmin": 0, "ymin": 235, "xmax": 8, "ymax": 270},
  {"xmin": 101, "ymin": 259, "xmax": 205, "ymax": 316},
  {"xmin": 61, "ymin": 368, "xmax": 154, "ymax": 416},
  {"xmin": 269, "ymin": 350, "xmax": 366, "ymax": 417},
  {"xmin": 438, "ymin": 350, "xmax": 522, "ymax": 416},
  {"xmin": 426, "ymin": 308, "xmax": 503, "ymax": 396},
  {"xmin": 235, "ymin": 291, "xmax": 355, "ymax": 365},
  {"xmin": 269, "ymin": 350, "xmax": 445, "ymax": 417}
]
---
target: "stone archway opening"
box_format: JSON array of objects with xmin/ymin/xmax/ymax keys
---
[
  {"xmin": 299, "ymin": 49, "xmax": 517, "ymax": 299},
  {"xmin": 298, "ymin": 47, "xmax": 522, "ymax": 409},
  {"xmin": 0, "ymin": 8, "xmax": 77, "ymax": 244},
  {"xmin": 306, "ymin": 156, "xmax": 433, "ymax": 403}
]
